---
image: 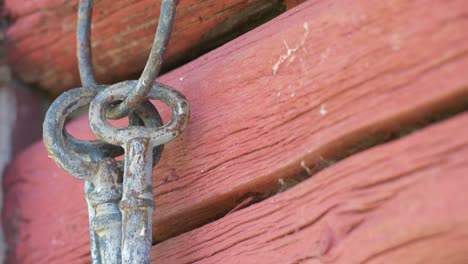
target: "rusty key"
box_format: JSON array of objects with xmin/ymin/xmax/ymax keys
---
[
  {"xmin": 89, "ymin": 80, "xmax": 189, "ymax": 264},
  {"xmin": 43, "ymin": 85, "xmax": 164, "ymax": 264}
]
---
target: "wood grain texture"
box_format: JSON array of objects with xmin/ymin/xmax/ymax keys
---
[
  {"xmin": 3, "ymin": 0, "xmax": 468, "ymax": 262},
  {"xmin": 5, "ymin": 0, "xmax": 287, "ymax": 95},
  {"xmin": 151, "ymin": 112, "xmax": 468, "ymax": 264}
]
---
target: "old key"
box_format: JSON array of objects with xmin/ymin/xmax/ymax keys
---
[
  {"xmin": 43, "ymin": 85, "xmax": 165, "ymax": 263},
  {"xmin": 43, "ymin": 0, "xmax": 183, "ymax": 262},
  {"xmin": 89, "ymin": 81, "xmax": 189, "ymax": 264}
]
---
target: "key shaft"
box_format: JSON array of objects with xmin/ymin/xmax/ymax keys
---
[{"xmin": 121, "ymin": 137, "xmax": 154, "ymax": 264}]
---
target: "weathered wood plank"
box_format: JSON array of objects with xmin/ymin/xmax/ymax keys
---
[
  {"xmin": 151, "ymin": 112, "xmax": 468, "ymax": 263},
  {"xmin": 5, "ymin": 0, "xmax": 287, "ymax": 95},
  {"xmin": 3, "ymin": 0, "xmax": 468, "ymax": 262}
]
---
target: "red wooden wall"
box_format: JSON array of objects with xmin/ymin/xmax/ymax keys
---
[{"xmin": 3, "ymin": 0, "xmax": 468, "ymax": 263}]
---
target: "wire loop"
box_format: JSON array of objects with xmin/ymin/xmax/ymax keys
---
[{"xmin": 77, "ymin": 0, "xmax": 179, "ymax": 118}]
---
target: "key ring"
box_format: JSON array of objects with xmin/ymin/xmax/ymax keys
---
[
  {"xmin": 89, "ymin": 81, "xmax": 189, "ymax": 147},
  {"xmin": 43, "ymin": 86, "xmax": 164, "ymax": 180}
]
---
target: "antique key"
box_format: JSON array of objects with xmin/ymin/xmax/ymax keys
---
[
  {"xmin": 43, "ymin": 86, "xmax": 123, "ymax": 263},
  {"xmin": 43, "ymin": 86, "xmax": 164, "ymax": 263},
  {"xmin": 44, "ymin": 0, "xmax": 184, "ymax": 262},
  {"xmin": 89, "ymin": 81, "xmax": 189, "ymax": 263}
]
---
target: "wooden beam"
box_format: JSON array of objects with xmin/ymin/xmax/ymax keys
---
[
  {"xmin": 3, "ymin": 0, "xmax": 468, "ymax": 262},
  {"xmin": 151, "ymin": 112, "xmax": 468, "ymax": 263},
  {"xmin": 285, "ymin": 0, "xmax": 306, "ymax": 9},
  {"xmin": 5, "ymin": 0, "xmax": 287, "ymax": 95}
]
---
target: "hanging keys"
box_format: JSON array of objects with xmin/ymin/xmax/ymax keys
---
[
  {"xmin": 43, "ymin": 86, "xmax": 164, "ymax": 263},
  {"xmin": 89, "ymin": 80, "xmax": 189, "ymax": 264},
  {"xmin": 44, "ymin": 0, "xmax": 185, "ymax": 262}
]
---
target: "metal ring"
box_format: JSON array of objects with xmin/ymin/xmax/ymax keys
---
[
  {"xmin": 89, "ymin": 80, "xmax": 190, "ymax": 146},
  {"xmin": 43, "ymin": 86, "xmax": 165, "ymax": 180}
]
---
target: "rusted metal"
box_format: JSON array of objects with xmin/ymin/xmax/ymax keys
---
[
  {"xmin": 44, "ymin": 0, "xmax": 187, "ymax": 262},
  {"xmin": 89, "ymin": 81, "xmax": 190, "ymax": 147},
  {"xmin": 43, "ymin": 86, "xmax": 165, "ymax": 263},
  {"xmin": 89, "ymin": 80, "xmax": 189, "ymax": 264},
  {"xmin": 43, "ymin": 86, "xmax": 123, "ymax": 263},
  {"xmin": 77, "ymin": 0, "xmax": 96, "ymax": 88}
]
